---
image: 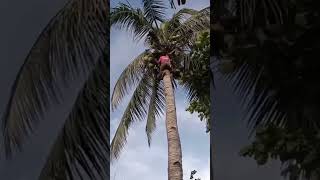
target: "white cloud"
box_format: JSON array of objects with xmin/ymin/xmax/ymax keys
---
[
  {"xmin": 110, "ymin": 1, "xmax": 210, "ymax": 180},
  {"xmin": 110, "ymin": 29, "xmax": 145, "ymax": 88},
  {"xmin": 110, "ymin": 98, "xmax": 209, "ymax": 180}
]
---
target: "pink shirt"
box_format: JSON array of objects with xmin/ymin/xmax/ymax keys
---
[{"xmin": 157, "ymin": 55, "xmax": 170, "ymax": 64}]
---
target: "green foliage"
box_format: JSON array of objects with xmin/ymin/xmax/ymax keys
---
[
  {"xmin": 240, "ymin": 125, "xmax": 320, "ymax": 180},
  {"xmin": 186, "ymin": 100, "xmax": 209, "ymax": 129},
  {"xmin": 181, "ymin": 31, "xmax": 210, "ymax": 132},
  {"xmin": 185, "ymin": 97, "xmax": 210, "ymax": 133}
]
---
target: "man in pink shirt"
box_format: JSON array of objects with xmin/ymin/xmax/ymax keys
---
[{"xmin": 157, "ymin": 54, "xmax": 172, "ymax": 79}]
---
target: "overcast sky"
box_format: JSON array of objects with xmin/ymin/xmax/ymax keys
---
[
  {"xmin": 0, "ymin": 0, "xmax": 284, "ymax": 180},
  {"xmin": 110, "ymin": 1, "xmax": 210, "ymax": 180}
]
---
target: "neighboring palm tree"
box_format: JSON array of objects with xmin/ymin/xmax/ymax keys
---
[
  {"xmin": 1, "ymin": 0, "xmax": 109, "ymax": 179},
  {"xmin": 110, "ymin": 1, "xmax": 209, "ymax": 180}
]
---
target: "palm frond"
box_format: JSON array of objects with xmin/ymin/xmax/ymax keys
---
[
  {"xmin": 111, "ymin": 51, "xmax": 150, "ymax": 110},
  {"xmin": 175, "ymin": 7, "xmax": 210, "ymax": 37},
  {"xmin": 38, "ymin": 57, "xmax": 109, "ymax": 180},
  {"xmin": 1, "ymin": 0, "xmax": 108, "ymax": 157},
  {"xmin": 142, "ymin": 0, "xmax": 167, "ymax": 24},
  {"xmin": 179, "ymin": 54, "xmax": 201, "ymax": 101},
  {"xmin": 147, "ymin": 8, "xmax": 208, "ymax": 54},
  {"xmin": 111, "ymin": 3, "xmax": 154, "ymax": 41},
  {"xmin": 171, "ymin": 8, "xmax": 198, "ymax": 22},
  {"xmin": 169, "ymin": 0, "xmax": 176, "ymax": 8},
  {"xmin": 179, "ymin": 50, "xmax": 209, "ymax": 101},
  {"xmin": 146, "ymin": 77, "xmax": 165, "ymax": 146},
  {"xmin": 226, "ymin": 63, "xmax": 285, "ymax": 134},
  {"xmin": 166, "ymin": 8, "xmax": 199, "ymax": 35},
  {"xmin": 111, "ymin": 70, "xmax": 160, "ymax": 161}
]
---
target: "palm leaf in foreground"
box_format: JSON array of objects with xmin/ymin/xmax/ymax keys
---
[
  {"xmin": 175, "ymin": 7, "xmax": 210, "ymax": 37},
  {"xmin": 143, "ymin": 0, "xmax": 167, "ymax": 24},
  {"xmin": 38, "ymin": 57, "xmax": 109, "ymax": 180},
  {"xmin": 111, "ymin": 51, "xmax": 149, "ymax": 110},
  {"xmin": 1, "ymin": 0, "xmax": 108, "ymax": 157},
  {"xmin": 111, "ymin": 3, "xmax": 154, "ymax": 41},
  {"xmin": 146, "ymin": 79, "xmax": 165, "ymax": 146},
  {"xmin": 111, "ymin": 70, "xmax": 165, "ymax": 161}
]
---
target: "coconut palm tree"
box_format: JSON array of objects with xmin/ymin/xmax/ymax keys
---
[
  {"xmin": 1, "ymin": 0, "xmax": 109, "ymax": 179},
  {"xmin": 110, "ymin": 1, "xmax": 209, "ymax": 180}
]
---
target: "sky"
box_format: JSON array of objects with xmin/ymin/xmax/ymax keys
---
[
  {"xmin": 110, "ymin": 0, "xmax": 211, "ymax": 180},
  {"xmin": 0, "ymin": 0, "xmax": 285, "ymax": 179}
]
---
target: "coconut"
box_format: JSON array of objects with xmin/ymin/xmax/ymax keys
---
[
  {"xmin": 147, "ymin": 57, "xmax": 153, "ymax": 62},
  {"xmin": 143, "ymin": 56, "xmax": 148, "ymax": 61}
]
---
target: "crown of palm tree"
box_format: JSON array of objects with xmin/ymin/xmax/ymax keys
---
[{"xmin": 110, "ymin": 0, "xmax": 209, "ymax": 161}]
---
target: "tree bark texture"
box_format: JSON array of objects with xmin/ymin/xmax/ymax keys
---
[{"xmin": 163, "ymin": 69, "xmax": 183, "ymax": 180}]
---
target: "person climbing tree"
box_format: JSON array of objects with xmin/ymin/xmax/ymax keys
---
[{"xmin": 157, "ymin": 54, "xmax": 172, "ymax": 79}]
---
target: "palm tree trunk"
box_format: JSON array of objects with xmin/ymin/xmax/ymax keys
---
[{"xmin": 163, "ymin": 69, "xmax": 183, "ymax": 180}]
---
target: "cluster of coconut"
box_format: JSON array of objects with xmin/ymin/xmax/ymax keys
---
[
  {"xmin": 141, "ymin": 33, "xmax": 188, "ymax": 78},
  {"xmin": 142, "ymin": 54, "xmax": 158, "ymax": 70}
]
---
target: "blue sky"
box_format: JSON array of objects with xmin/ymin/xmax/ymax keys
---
[{"xmin": 110, "ymin": 0, "xmax": 210, "ymax": 180}]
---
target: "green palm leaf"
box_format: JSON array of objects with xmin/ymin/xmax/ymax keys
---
[
  {"xmin": 169, "ymin": 8, "xmax": 198, "ymax": 26},
  {"xmin": 111, "ymin": 51, "xmax": 149, "ymax": 110},
  {"xmin": 38, "ymin": 57, "xmax": 109, "ymax": 180},
  {"xmin": 1, "ymin": 0, "xmax": 108, "ymax": 157},
  {"xmin": 142, "ymin": 0, "xmax": 167, "ymax": 24},
  {"xmin": 111, "ymin": 70, "xmax": 164, "ymax": 161},
  {"xmin": 146, "ymin": 77, "xmax": 165, "ymax": 146},
  {"xmin": 181, "ymin": 51, "xmax": 208, "ymax": 102},
  {"xmin": 175, "ymin": 7, "xmax": 210, "ymax": 37},
  {"xmin": 111, "ymin": 3, "xmax": 154, "ymax": 41}
]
